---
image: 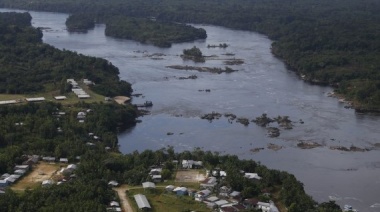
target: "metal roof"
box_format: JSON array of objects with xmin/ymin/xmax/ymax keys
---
[
  {"xmin": 142, "ymin": 182, "xmax": 155, "ymax": 189},
  {"xmin": 134, "ymin": 194, "xmax": 151, "ymax": 209}
]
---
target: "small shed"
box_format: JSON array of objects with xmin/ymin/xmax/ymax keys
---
[
  {"xmin": 14, "ymin": 165, "xmax": 30, "ymax": 171},
  {"xmin": 60, "ymin": 158, "xmax": 69, "ymax": 163},
  {"xmin": 215, "ymin": 200, "xmax": 230, "ymax": 207},
  {"xmin": 14, "ymin": 169, "xmax": 27, "ymax": 175},
  {"xmin": 134, "ymin": 194, "xmax": 151, "ymax": 210}
]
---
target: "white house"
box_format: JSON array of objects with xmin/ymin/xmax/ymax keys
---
[
  {"xmin": 244, "ymin": 173, "xmax": 262, "ymax": 180},
  {"xmin": 195, "ymin": 189, "xmax": 211, "ymax": 201}
]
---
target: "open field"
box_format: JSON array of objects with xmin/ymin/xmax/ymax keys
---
[
  {"xmin": 127, "ymin": 188, "xmax": 209, "ymax": 212},
  {"xmin": 11, "ymin": 162, "xmax": 62, "ymax": 192},
  {"xmin": 175, "ymin": 169, "xmax": 206, "ymax": 183}
]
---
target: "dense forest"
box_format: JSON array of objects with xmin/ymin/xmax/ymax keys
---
[
  {"xmin": 65, "ymin": 13, "xmax": 95, "ymax": 32},
  {"xmin": 0, "ymin": 12, "xmax": 132, "ymax": 97},
  {"xmin": 1, "ymin": 0, "xmax": 379, "ymax": 110},
  {"xmin": 105, "ymin": 16, "xmax": 207, "ymax": 47}
]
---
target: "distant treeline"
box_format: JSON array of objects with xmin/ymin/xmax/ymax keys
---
[
  {"xmin": 105, "ymin": 16, "xmax": 207, "ymax": 47},
  {"xmin": 1, "ymin": 0, "xmax": 379, "ymax": 110},
  {"xmin": 0, "ymin": 12, "xmax": 132, "ymax": 96}
]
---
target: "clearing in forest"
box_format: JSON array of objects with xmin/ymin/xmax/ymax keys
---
[{"xmin": 11, "ymin": 162, "xmax": 62, "ymax": 191}]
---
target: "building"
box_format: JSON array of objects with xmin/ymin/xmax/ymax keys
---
[
  {"xmin": 142, "ymin": 182, "xmax": 155, "ymax": 189},
  {"xmin": 173, "ymin": 187, "xmax": 188, "ymax": 196},
  {"xmin": 59, "ymin": 158, "xmax": 69, "ymax": 163},
  {"xmin": 42, "ymin": 179, "xmax": 54, "ymax": 187},
  {"xmin": 195, "ymin": 189, "xmax": 211, "ymax": 201},
  {"xmin": 108, "ymin": 180, "xmax": 119, "ymax": 187},
  {"xmin": 134, "ymin": 194, "xmax": 151, "ymax": 210},
  {"xmin": 151, "ymin": 175, "xmax": 161, "ymax": 183},
  {"xmin": 182, "ymin": 160, "xmax": 203, "ymax": 169},
  {"xmin": 200, "ymin": 177, "xmax": 217, "ymax": 189},
  {"xmin": 165, "ymin": 185, "xmax": 175, "ymax": 192},
  {"xmin": 257, "ymin": 202, "xmax": 271, "ymax": 212},
  {"xmin": 244, "ymin": 173, "xmax": 262, "ymax": 180}
]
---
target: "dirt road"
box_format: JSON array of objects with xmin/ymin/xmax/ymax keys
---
[{"xmin": 113, "ymin": 185, "xmax": 134, "ymax": 212}]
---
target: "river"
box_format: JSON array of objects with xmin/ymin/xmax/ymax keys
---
[{"xmin": 2, "ymin": 8, "xmax": 380, "ymax": 211}]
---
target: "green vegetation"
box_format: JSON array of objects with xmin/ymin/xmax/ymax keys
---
[
  {"xmin": 105, "ymin": 16, "xmax": 207, "ymax": 47},
  {"xmin": 182, "ymin": 46, "xmax": 205, "ymax": 62},
  {"xmin": 0, "ymin": 12, "xmax": 132, "ymax": 97},
  {"xmin": 65, "ymin": 13, "xmax": 95, "ymax": 32},
  {"xmin": 1, "ymin": 0, "xmax": 379, "ymax": 110},
  {"xmin": 127, "ymin": 188, "xmax": 209, "ymax": 212}
]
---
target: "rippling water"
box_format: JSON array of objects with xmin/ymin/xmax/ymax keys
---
[{"xmin": 2, "ymin": 8, "xmax": 379, "ymax": 211}]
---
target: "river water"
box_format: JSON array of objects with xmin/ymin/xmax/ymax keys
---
[{"xmin": 2, "ymin": 8, "xmax": 380, "ymax": 211}]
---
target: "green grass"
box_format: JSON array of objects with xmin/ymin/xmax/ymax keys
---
[{"xmin": 127, "ymin": 188, "xmax": 210, "ymax": 212}]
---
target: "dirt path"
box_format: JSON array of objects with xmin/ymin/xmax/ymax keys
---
[{"xmin": 114, "ymin": 185, "xmax": 134, "ymax": 212}]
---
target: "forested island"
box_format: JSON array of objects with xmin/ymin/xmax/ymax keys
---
[
  {"xmin": 0, "ymin": 11, "xmax": 346, "ymax": 211},
  {"xmin": 65, "ymin": 13, "xmax": 95, "ymax": 32},
  {"xmin": 105, "ymin": 16, "xmax": 207, "ymax": 47},
  {"xmin": 1, "ymin": 0, "xmax": 379, "ymax": 111}
]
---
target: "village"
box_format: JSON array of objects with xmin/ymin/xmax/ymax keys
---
[{"xmin": 0, "ymin": 152, "xmax": 280, "ymax": 212}]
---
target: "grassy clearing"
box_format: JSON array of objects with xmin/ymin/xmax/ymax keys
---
[
  {"xmin": 127, "ymin": 188, "xmax": 210, "ymax": 212},
  {"xmin": 175, "ymin": 169, "xmax": 206, "ymax": 183},
  {"xmin": 11, "ymin": 162, "xmax": 62, "ymax": 192}
]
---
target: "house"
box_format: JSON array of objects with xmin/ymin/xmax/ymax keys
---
[
  {"xmin": 108, "ymin": 180, "xmax": 119, "ymax": 187},
  {"xmin": 5, "ymin": 177, "xmax": 16, "ymax": 184},
  {"xmin": 244, "ymin": 173, "xmax": 262, "ymax": 180},
  {"xmin": 212, "ymin": 170, "xmax": 227, "ymax": 178},
  {"xmin": 142, "ymin": 182, "xmax": 155, "ymax": 189},
  {"xmin": 243, "ymin": 198, "xmax": 258, "ymax": 209},
  {"xmin": 0, "ymin": 180, "xmax": 9, "ymax": 188},
  {"xmin": 22, "ymin": 155, "xmax": 39, "ymax": 166},
  {"xmin": 220, "ymin": 204, "xmax": 246, "ymax": 212},
  {"xmin": 67, "ymin": 164, "xmax": 77, "ymax": 170},
  {"xmin": 25, "ymin": 97, "xmax": 45, "ymax": 102},
  {"xmin": 165, "ymin": 185, "xmax": 175, "ymax": 192},
  {"xmin": 42, "ymin": 156, "xmax": 56, "ymax": 162},
  {"xmin": 229, "ymin": 191, "xmax": 241, "ymax": 201},
  {"xmin": 182, "ymin": 160, "xmax": 203, "ymax": 169},
  {"xmin": 206, "ymin": 196, "xmax": 219, "ymax": 202},
  {"xmin": 134, "ymin": 194, "xmax": 151, "ymax": 210},
  {"xmin": 151, "ymin": 175, "xmax": 161, "ymax": 183},
  {"xmin": 83, "ymin": 79, "xmax": 94, "ymax": 85},
  {"xmin": 257, "ymin": 202, "xmax": 271, "ymax": 212},
  {"xmin": 200, "ymin": 177, "xmax": 217, "ymax": 189},
  {"xmin": 14, "ymin": 165, "xmax": 30, "ymax": 171},
  {"xmin": 173, "ymin": 187, "xmax": 188, "ymax": 196},
  {"xmin": 54, "ymin": 96, "xmax": 67, "ymax": 100},
  {"xmin": 215, "ymin": 200, "xmax": 230, "ymax": 207},
  {"xmin": 195, "ymin": 189, "xmax": 211, "ymax": 201},
  {"xmin": 149, "ymin": 168, "xmax": 162, "ymax": 175},
  {"xmin": 59, "ymin": 158, "xmax": 69, "ymax": 163},
  {"xmin": 219, "ymin": 186, "xmax": 231, "ymax": 197},
  {"xmin": 110, "ymin": 201, "xmax": 120, "ymax": 207},
  {"xmin": 42, "ymin": 179, "xmax": 54, "ymax": 187},
  {"xmin": 14, "ymin": 169, "xmax": 27, "ymax": 175},
  {"xmin": 77, "ymin": 112, "xmax": 86, "ymax": 119},
  {"xmin": 0, "ymin": 173, "xmax": 10, "ymax": 180}
]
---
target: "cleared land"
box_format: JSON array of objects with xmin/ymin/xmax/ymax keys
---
[
  {"xmin": 11, "ymin": 162, "xmax": 61, "ymax": 191},
  {"xmin": 175, "ymin": 169, "xmax": 205, "ymax": 183},
  {"xmin": 127, "ymin": 188, "xmax": 209, "ymax": 212}
]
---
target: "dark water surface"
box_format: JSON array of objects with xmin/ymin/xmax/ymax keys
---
[{"xmin": 2, "ymin": 8, "xmax": 379, "ymax": 211}]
